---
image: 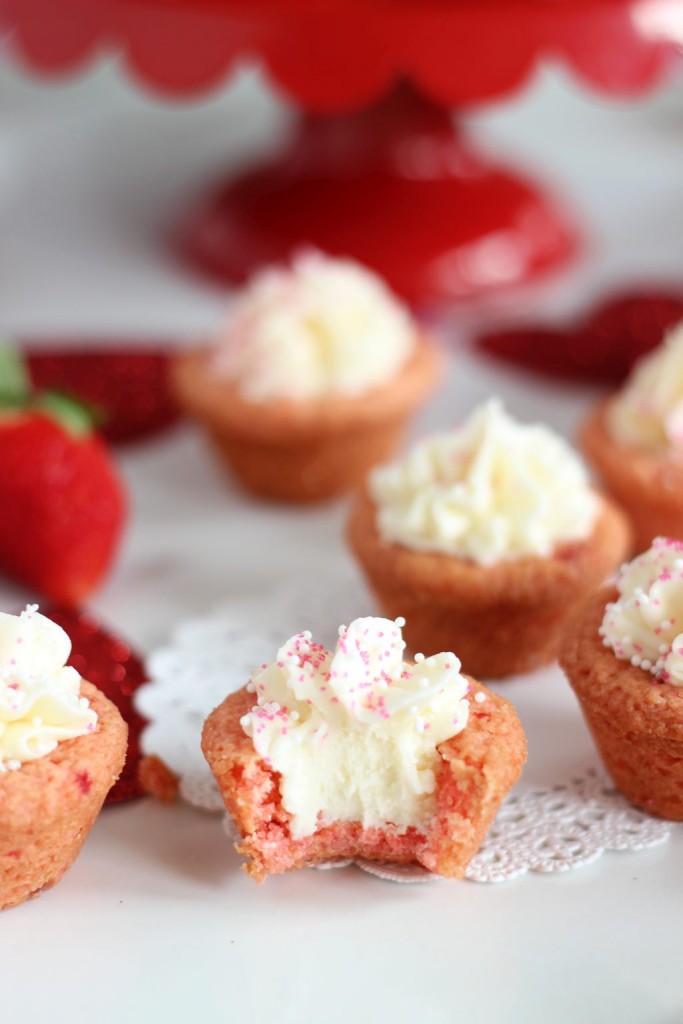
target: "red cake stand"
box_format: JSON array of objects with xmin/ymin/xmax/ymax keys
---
[{"xmin": 2, "ymin": 0, "xmax": 681, "ymax": 302}]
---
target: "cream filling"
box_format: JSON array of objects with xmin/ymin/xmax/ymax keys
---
[
  {"xmin": 369, "ymin": 398, "xmax": 598, "ymax": 564},
  {"xmin": 600, "ymin": 536, "xmax": 683, "ymax": 686},
  {"xmin": 241, "ymin": 617, "xmax": 470, "ymax": 839},
  {"xmin": 0, "ymin": 605, "xmax": 96, "ymax": 767},
  {"xmin": 607, "ymin": 320, "xmax": 683, "ymax": 452},
  {"xmin": 210, "ymin": 251, "xmax": 415, "ymax": 401}
]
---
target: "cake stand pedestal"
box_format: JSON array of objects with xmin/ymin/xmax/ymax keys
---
[{"xmin": 2, "ymin": 0, "xmax": 681, "ymax": 302}]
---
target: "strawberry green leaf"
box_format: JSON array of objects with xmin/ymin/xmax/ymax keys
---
[
  {"xmin": 0, "ymin": 345, "xmax": 30, "ymax": 406},
  {"xmin": 31, "ymin": 391, "xmax": 95, "ymax": 436}
]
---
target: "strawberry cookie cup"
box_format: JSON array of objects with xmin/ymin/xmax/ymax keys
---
[
  {"xmin": 561, "ymin": 538, "xmax": 683, "ymax": 820},
  {"xmin": 348, "ymin": 400, "xmax": 631, "ymax": 679},
  {"xmin": 0, "ymin": 607, "xmax": 127, "ymax": 910},
  {"xmin": 173, "ymin": 251, "xmax": 440, "ymax": 503},
  {"xmin": 202, "ymin": 616, "xmax": 526, "ymax": 881},
  {"xmin": 579, "ymin": 320, "xmax": 683, "ymax": 552}
]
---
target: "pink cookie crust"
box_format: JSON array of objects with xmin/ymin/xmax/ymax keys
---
[
  {"xmin": 202, "ymin": 678, "xmax": 526, "ymax": 882},
  {"xmin": 561, "ymin": 586, "xmax": 683, "ymax": 820},
  {"xmin": 347, "ymin": 486, "xmax": 631, "ymax": 679},
  {"xmin": 171, "ymin": 337, "xmax": 440, "ymax": 503},
  {"xmin": 0, "ymin": 680, "xmax": 128, "ymax": 910},
  {"xmin": 580, "ymin": 398, "xmax": 683, "ymax": 554}
]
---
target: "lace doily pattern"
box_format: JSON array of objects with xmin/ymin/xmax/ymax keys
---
[{"xmin": 139, "ymin": 586, "xmax": 674, "ymax": 883}]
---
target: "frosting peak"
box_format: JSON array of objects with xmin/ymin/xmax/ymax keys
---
[
  {"xmin": 600, "ymin": 537, "xmax": 683, "ymax": 686},
  {"xmin": 241, "ymin": 616, "xmax": 470, "ymax": 838},
  {"xmin": 0, "ymin": 605, "xmax": 96, "ymax": 768},
  {"xmin": 369, "ymin": 399, "xmax": 598, "ymax": 565},
  {"xmin": 607, "ymin": 320, "xmax": 683, "ymax": 452},
  {"xmin": 211, "ymin": 251, "xmax": 415, "ymax": 401}
]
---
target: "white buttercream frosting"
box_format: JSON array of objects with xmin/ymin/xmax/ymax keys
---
[
  {"xmin": 600, "ymin": 537, "xmax": 683, "ymax": 686},
  {"xmin": 369, "ymin": 398, "xmax": 599, "ymax": 565},
  {"xmin": 607, "ymin": 321, "xmax": 683, "ymax": 452},
  {"xmin": 210, "ymin": 251, "xmax": 415, "ymax": 401},
  {"xmin": 0, "ymin": 605, "xmax": 96, "ymax": 768},
  {"xmin": 240, "ymin": 616, "xmax": 470, "ymax": 839}
]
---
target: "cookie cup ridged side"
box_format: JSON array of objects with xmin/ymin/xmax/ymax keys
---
[
  {"xmin": 172, "ymin": 338, "xmax": 440, "ymax": 503},
  {"xmin": 0, "ymin": 681, "xmax": 128, "ymax": 910},
  {"xmin": 202, "ymin": 679, "xmax": 526, "ymax": 882},
  {"xmin": 560, "ymin": 588, "xmax": 683, "ymax": 821},
  {"xmin": 347, "ymin": 488, "xmax": 631, "ymax": 680},
  {"xmin": 579, "ymin": 399, "xmax": 683, "ymax": 553}
]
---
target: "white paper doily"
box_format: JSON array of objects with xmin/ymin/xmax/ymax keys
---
[{"xmin": 138, "ymin": 579, "xmax": 674, "ymax": 882}]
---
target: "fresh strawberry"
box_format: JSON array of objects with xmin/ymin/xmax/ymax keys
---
[
  {"xmin": 475, "ymin": 288, "xmax": 683, "ymax": 384},
  {"xmin": 0, "ymin": 348, "xmax": 126, "ymax": 605},
  {"xmin": 27, "ymin": 344, "xmax": 181, "ymax": 445},
  {"xmin": 41, "ymin": 606, "xmax": 147, "ymax": 805}
]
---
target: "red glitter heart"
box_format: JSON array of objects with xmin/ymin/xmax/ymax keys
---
[
  {"xmin": 26, "ymin": 345, "xmax": 181, "ymax": 445},
  {"xmin": 42, "ymin": 606, "xmax": 148, "ymax": 805},
  {"xmin": 476, "ymin": 289, "xmax": 683, "ymax": 384}
]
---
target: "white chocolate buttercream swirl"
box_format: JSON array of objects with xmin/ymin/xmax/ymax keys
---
[
  {"xmin": 0, "ymin": 606, "xmax": 96, "ymax": 768},
  {"xmin": 369, "ymin": 399, "xmax": 598, "ymax": 565},
  {"xmin": 210, "ymin": 251, "xmax": 414, "ymax": 401},
  {"xmin": 608, "ymin": 321, "xmax": 683, "ymax": 452},
  {"xmin": 241, "ymin": 616, "xmax": 470, "ymax": 839},
  {"xmin": 600, "ymin": 537, "xmax": 683, "ymax": 686}
]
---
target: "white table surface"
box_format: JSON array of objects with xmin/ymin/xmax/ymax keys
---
[{"xmin": 1, "ymin": 57, "xmax": 683, "ymax": 1024}]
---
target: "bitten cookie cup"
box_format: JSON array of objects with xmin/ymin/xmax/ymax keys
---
[
  {"xmin": 171, "ymin": 338, "xmax": 440, "ymax": 503},
  {"xmin": 560, "ymin": 589, "xmax": 683, "ymax": 821},
  {"xmin": 0, "ymin": 682, "xmax": 127, "ymax": 911},
  {"xmin": 580, "ymin": 400, "xmax": 683, "ymax": 554},
  {"xmin": 347, "ymin": 488, "xmax": 631, "ymax": 680},
  {"xmin": 202, "ymin": 680, "xmax": 526, "ymax": 882}
]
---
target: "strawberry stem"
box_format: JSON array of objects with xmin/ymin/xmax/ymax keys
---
[
  {"xmin": 0, "ymin": 345, "xmax": 30, "ymax": 405},
  {"xmin": 32, "ymin": 391, "xmax": 95, "ymax": 437},
  {"xmin": 0, "ymin": 345, "xmax": 96, "ymax": 436}
]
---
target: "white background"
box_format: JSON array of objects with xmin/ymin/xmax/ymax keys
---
[{"xmin": 1, "ymin": 51, "xmax": 682, "ymax": 1024}]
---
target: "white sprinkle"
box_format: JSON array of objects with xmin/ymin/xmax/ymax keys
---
[
  {"xmin": 394, "ymin": 616, "xmax": 406, "ymax": 627},
  {"xmin": 302, "ymin": 630, "xmax": 312, "ymax": 640},
  {"xmin": 338, "ymin": 625, "xmax": 346, "ymax": 636},
  {"xmin": 246, "ymin": 681, "xmax": 256, "ymax": 693},
  {"xmin": 414, "ymin": 653, "xmax": 425, "ymax": 663},
  {"xmin": 641, "ymin": 660, "xmax": 652, "ymax": 671},
  {"xmin": 474, "ymin": 692, "xmax": 486, "ymax": 703},
  {"xmin": 290, "ymin": 710, "xmax": 300, "ymax": 721},
  {"xmin": 602, "ymin": 637, "xmax": 611, "ymax": 647},
  {"xmin": 631, "ymin": 655, "xmax": 641, "ymax": 667},
  {"xmin": 659, "ymin": 644, "xmax": 669, "ymax": 654},
  {"xmin": 239, "ymin": 714, "xmax": 251, "ymax": 729}
]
